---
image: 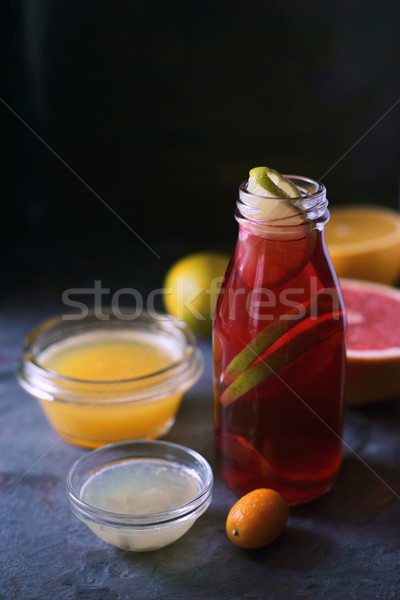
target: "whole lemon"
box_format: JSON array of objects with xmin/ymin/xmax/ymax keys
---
[{"xmin": 163, "ymin": 251, "xmax": 229, "ymax": 335}]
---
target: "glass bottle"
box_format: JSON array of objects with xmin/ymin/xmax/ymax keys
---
[{"xmin": 213, "ymin": 175, "xmax": 346, "ymax": 505}]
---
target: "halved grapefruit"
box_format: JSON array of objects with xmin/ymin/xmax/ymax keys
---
[{"xmin": 341, "ymin": 278, "xmax": 400, "ymax": 405}]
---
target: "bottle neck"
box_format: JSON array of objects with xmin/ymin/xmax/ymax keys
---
[{"xmin": 236, "ymin": 175, "xmax": 329, "ymax": 240}]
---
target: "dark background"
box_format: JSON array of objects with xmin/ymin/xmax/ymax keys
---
[{"xmin": 3, "ymin": 0, "xmax": 400, "ymax": 303}]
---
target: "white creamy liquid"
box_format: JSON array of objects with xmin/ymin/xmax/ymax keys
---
[
  {"xmin": 80, "ymin": 458, "xmax": 204, "ymax": 551},
  {"xmin": 82, "ymin": 458, "xmax": 200, "ymax": 514}
]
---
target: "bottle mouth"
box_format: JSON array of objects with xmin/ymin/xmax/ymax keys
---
[{"xmin": 236, "ymin": 175, "xmax": 329, "ymax": 234}]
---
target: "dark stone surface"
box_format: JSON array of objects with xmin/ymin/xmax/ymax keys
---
[{"xmin": 1, "ymin": 303, "xmax": 400, "ymax": 600}]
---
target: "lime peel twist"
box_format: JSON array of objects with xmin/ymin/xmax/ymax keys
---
[
  {"xmin": 247, "ymin": 166, "xmax": 301, "ymax": 199},
  {"xmin": 243, "ymin": 166, "xmax": 306, "ymax": 227},
  {"xmin": 223, "ymin": 291, "xmax": 335, "ymax": 384},
  {"xmin": 220, "ymin": 292, "xmax": 342, "ymax": 406}
]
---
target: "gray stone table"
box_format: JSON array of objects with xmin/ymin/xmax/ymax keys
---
[{"xmin": 1, "ymin": 302, "xmax": 400, "ymax": 600}]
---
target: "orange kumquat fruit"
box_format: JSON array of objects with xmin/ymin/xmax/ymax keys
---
[{"xmin": 226, "ymin": 488, "xmax": 289, "ymax": 549}]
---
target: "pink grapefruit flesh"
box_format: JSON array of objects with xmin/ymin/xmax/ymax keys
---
[{"xmin": 341, "ymin": 278, "xmax": 400, "ymax": 405}]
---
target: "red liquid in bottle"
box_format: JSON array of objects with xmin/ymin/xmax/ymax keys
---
[{"xmin": 213, "ymin": 200, "xmax": 345, "ymax": 505}]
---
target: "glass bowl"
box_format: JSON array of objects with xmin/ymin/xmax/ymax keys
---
[
  {"xmin": 66, "ymin": 440, "xmax": 214, "ymax": 551},
  {"xmin": 17, "ymin": 309, "xmax": 203, "ymax": 448}
]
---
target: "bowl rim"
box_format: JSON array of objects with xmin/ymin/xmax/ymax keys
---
[
  {"xmin": 66, "ymin": 439, "xmax": 214, "ymax": 528},
  {"xmin": 17, "ymin": 309, "xmax": 203, "ymax": 405}
]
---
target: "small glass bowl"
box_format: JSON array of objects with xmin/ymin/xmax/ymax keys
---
[
  {"xmin": 17, "ymin": 309, "xmax": 203, "ymax": 448},
  {"xmin": 66, "ymin": 440, "xmax": 214, "ymax": 551}
]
